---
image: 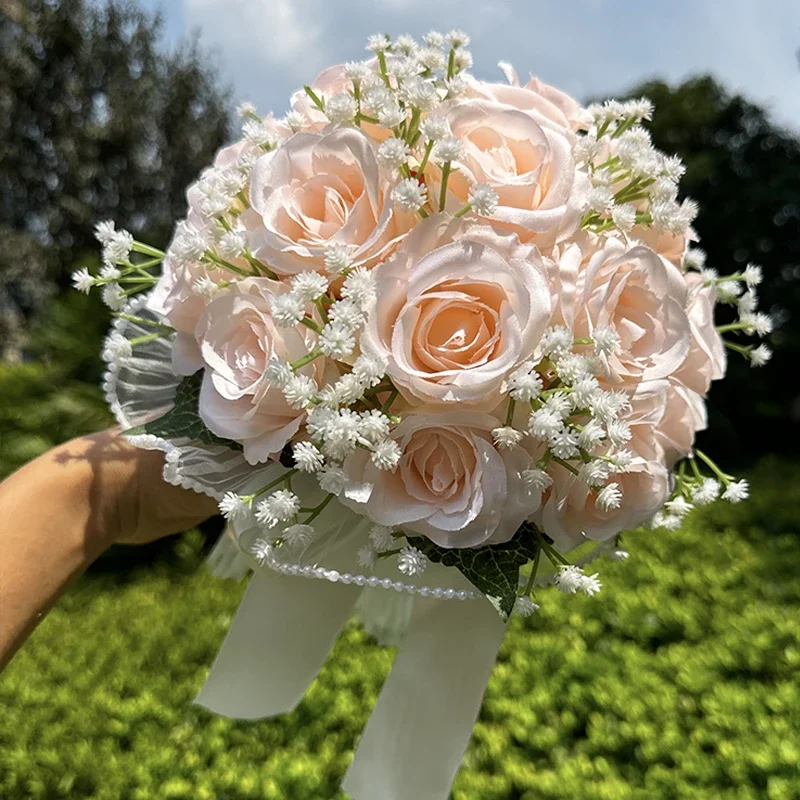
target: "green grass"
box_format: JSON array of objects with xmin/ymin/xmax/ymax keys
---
[{"xmin": 1, "ymin": 458, "xmax": 799, "ymax": 800}]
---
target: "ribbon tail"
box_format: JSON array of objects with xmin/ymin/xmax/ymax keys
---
[
  {"xmin": 195, "ymin": 572, "xmax": 359, "ymax": 720},
  {"xmin": 343, "ymin": 596, "xmax": 506, "ymax": 800}
]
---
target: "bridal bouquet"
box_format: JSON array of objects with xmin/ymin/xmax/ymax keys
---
[{"xmin": 75, "ymin": 29, "xmax": 771, "ymax": 799}]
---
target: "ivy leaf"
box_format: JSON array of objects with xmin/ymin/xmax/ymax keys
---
[
  {"xmin": 406, "ymin": 526, "xmax": 539, "ymax": 622},
  {"xmin": 124, "ymin": 371, "xmax": 242, "ymax": 451}
]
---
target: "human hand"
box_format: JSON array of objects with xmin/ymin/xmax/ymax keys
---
[{"xmin": 0, "ymin": 429, "xmax": 218, "ymax": 669}]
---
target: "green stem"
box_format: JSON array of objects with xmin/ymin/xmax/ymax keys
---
[
  {"xmin": 381, "ymin": 388, "xmax": 399, "ymax": 414},
  {"xmin": 505, "ymin": 399, "xmax": 516, "ymax": 426},
  {"xmin": 115, "ymin": 313, "xmax": 174, "ymax": 333},
  {"xmin": 129, "ymin": 332, "xmax": 163, "ymax": 347},
  {"xmin": 299, "ymin": 316, "xmax": 322, "ymax": 334},
  {"xmin": 244, "ymin": 253, "xmax": 278, "ymax": 280},
  {"xmin": 377, "ymin": 51, "xmax": 391, "ymax": 88},
  {"xmin": 454, "ymin": 203, "xmax": 472, "ymax": 218},
  {"xmin": 417, "ymin": 140, "xmax": 435, "ymax": 173},
  {"xmin": 438, "ymin": 161, "xmax": 452, "ymax": 212},
  {"xmin": 551, "ymin": 456, "xmax": 580, "ymax": 476},
  {"xmin": 250, "ymin": 469, "xmax": 299, "ymax": 500},
  {"xmin": 291, "ymin": 348, "xmax": 322, "ymax": 370},
  {"xmin": 131, "ymin": 242, "xmax": 165, "ymax": 259},
  {"xmin": 303, "ymin": 85, "xmax": 325, "ymax": 111},
  {"xmin": 303, "ymin": 493, "xmax": 335, "ymax": 524},
  {"xmin": 446, "ymin": 47, "xmax": 456, "ymax": 80},
  {"xmin": 694, "ymin": 449, "xmax": 730, "ymax": 484},
  {"xmin": 520, "ymin": 545, "xmax": 541, "ymax": 597}
]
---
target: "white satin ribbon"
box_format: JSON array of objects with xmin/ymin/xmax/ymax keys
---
[
  {"xmin": 343, "ymin": 594, "xmax": 507, "ymax": 800},
  {"xmin": 195, "ymin": 571, "xmax": 359, "ymax": 719}
]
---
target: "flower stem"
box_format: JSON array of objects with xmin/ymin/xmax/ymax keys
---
[
  {"xmin": 438, "ymin": 161, "xmax": 452, "ymax": 212},
  {"xmin": 131, "ymin": 242, "xmax": 165, "ymax": 259}
]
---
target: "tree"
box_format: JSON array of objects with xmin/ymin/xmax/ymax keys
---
[
  {"xmin": 629, "ymin": 76, "xmax": 800, "ymax": 461},
  {"xmin": 0, "ymin": 0, "xmax": 232, "ymax": 357}
]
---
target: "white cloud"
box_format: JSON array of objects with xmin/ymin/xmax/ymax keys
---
[{"xmin": 174, "ymin": 0, "xmax": 800, "ymax": 129}]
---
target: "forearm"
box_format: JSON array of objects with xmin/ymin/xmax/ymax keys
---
[{"xmin": 0, "ymin": 433, "xmax": 122, "ymax": 670}]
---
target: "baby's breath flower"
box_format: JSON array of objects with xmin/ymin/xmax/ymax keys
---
[
  {"xmin": 318, "ymin": 466, "xmax": 348, "ymax": 495},
  {"xmin": 691, "ymin": 477, "xmax": 721, "ymax": 505},
  {"xmin": 71, "ymin": 267, "xmax": 95, "ymax": 294},
  {"xmin": 352, "ymin": 352, "xmax": 387, "ymax": 387},
  {"xmin": 596, "ymin": 482, "xmax": 623, "ymax": 511},
  {"xmin": 282, "ymin": 523, "xmax": 315, "ymax": 548},
  {"xmin": 592, "ymin": 325, "xmax": 621, "ymax": 356},
  {"xmin": 393, "ymin": 178, "xmax": 428, "ymax": 212},
  {"xmin": 283, "ymin": 374, "xmax": 318, "ymax": 409},
  {"xmin": 397, "ymin": 545, "xmax": 427, "ymax": 576},
  {"xmin": 665, "ymin": 496, "xmax": 693, "ymax": 517},
  {"xmin": 101, "ymin": 283, "xmax": 127, "ymax": 311},
  {"xmin": 255, "ymin": 489, "xmax": 300, "ymax": 528},
  {"xmin": 507, "ymin": 363, "xmax": 543, "ymax": 402},
  {"xmin": 366, "ymin": 33, "xmax": 391, "ymax": 53},
  {"xmin": 420, "ymin": 116, "xmax": 450, "ymax": 141},
  {"xmin": 357, "ymin": 545, "xmax": 377, "ymax": 569},
  {"xmin": 743, "ymin": 264, "xmax": 763, "ymax": 286},
  {"xmin": 269, "ymin": 293, "xmax": 305, "ymax": 327},
  {"xmin": 319, "ymin": 322, "xmax": 356, "ymax": 359},
  {"xmin": 102, "ymin": 331, "xmax": 132, "ymax": 363},
  {"xmin": 749, "ymin": 344, "xmax": 772, "ymax": 367},
  {"xmin": 371, "ymin": 439, "xmax": 402, "ymax": 471},
  {"xmin": 369, "ymin": 525, "xmax": 395, "ymax": 550},
  {"xmin": 218, "ymin": 492, "xmax": 251, "ymax": 522},
  {"xmin": 521, "ymin": 467, "xmax": 553, "ymax": 492},
  {"xmin": 549, "ymin": 428, "xmax": 580, "ymax": 460},
  {"xmin": 611, "ymin": 203, "xmax": 637, "ymax": 232},
  {"xmin": 683, "ymin": 248, "xmax": 707, "ymax": 270},
  {"xmin": 492, "ymin": 426, "xmax": 523, "ymax": 450},
  {"xmin": 265, "ymin": 357, "xmax": 293, "ymax": 388},
  {"xmin": 236, "ymin": 101, "xmax": 257, "ymax": 118},
  {"xmin": 377, "ymin": 137, "xmax": 411, "ymax": 170},
  {"xmin": 528, "ymin": 408, "xmax": 563, "ymax": 441},
  {"xmin": 294, "ymin": 441, "xmax": 325, "ymax": 473},
  {"xmin": 468, "ymin": 183, "xmax": 499, "ymax": 216},
  {"xmin": 542, "ymin": 326, "xmax": 573, "ymax": 358},
  {"xmin": 587, "ymin": 186, "xmax": 615, "ymax": 213},
  {"xmin": 218, "ymin": 229, "xmax": 246, "ymax": 259},
  {"xmin": 432, "ymin": 135, "xmax": 463, "ymax": 164},
  {"xmin": 324, "ymin": 243, "xmax": 354, "ymax": 274},
  {"xmin": 722, "ymin": 479, "xmax": 749, "ymax": 503},
  {"xmin": 94, "ymin": 220, "xmax": 117, "ymax": 244},
  {"xmin": 578, "ymin": 460, "xmax": 611, "ymax": 488},
  {"xmin": 326, "ymin": 93, "xmax": 358, "ymax": 124},
  {"xmin": 291, "ymin": 271, "xmax": 329, "ymax": 302},
  {"xmin": 514, "ymin": 597, "xmax": 540, "ymax": 617}
]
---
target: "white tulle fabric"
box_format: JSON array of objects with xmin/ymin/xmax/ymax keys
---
[{"xmin": 107, "ymin": 292, "xmax": 613, "ymax": 800}]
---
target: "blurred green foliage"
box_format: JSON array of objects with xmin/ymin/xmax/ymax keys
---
[{"xmin": 1, "ymin": 459, "xmax": 798, "ymax": 800}]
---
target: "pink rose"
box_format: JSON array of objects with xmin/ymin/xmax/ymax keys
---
[
  {"xmin": 342, "ymin": 410, "xmax": 534, "ymax": 548},
  {"xmin": 287, "ymin": 65, "xmax": 384, "ymax": 138},
  {"xmin": 674, "ymin": 272, "xmax": 726, "ymax": 395},
  {"xmin": 540, "ymin": 382, "xmax": 670, "ymax": 548},
  {"xmin": 248, "ymin": 127, "xmax": 410, "ymax": 275},
  {"xmin": 362, "ymin": 217, "xmax": 552, "ymax": 408},
  {"xmin": 555, "ymin": 239, "xmax": 692, "ymax": 385},
  {"xmin": 424, "ymin": 99, "xmax": 589, "ymax": 251},
  {"xmin": 153, "ymin": 140, "xmax": 263, "ymax": 367},
  {"xmin": 658, "ymin": 380, "xmax": 707, "ymax": 467},
  {"xmin": 191, "ymin": 279, "xmax": 320, "ymax": 465},
  {"xmin": 467, "ymin": 65, "xmax": 592, "ymax": 134},
  {"xmin": 656, "ymin": 271, "xmax": 725, "ymax": 465}
]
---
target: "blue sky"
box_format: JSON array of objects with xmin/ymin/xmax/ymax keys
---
[{"xmin": 142, "ymin": 0, "xmax": 800, "ymax": 131}]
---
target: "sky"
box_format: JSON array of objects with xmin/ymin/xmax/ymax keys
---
[{"xmin": 142, "ymin": 0, "xmax": 800, "ymax": 131}]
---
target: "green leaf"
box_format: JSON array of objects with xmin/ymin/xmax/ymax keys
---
[
  {"xmin": 406, "ymin": 526, "xmax": 540, "ymax": 622},
  {"xmin": 124, "ymin": 371, "xmax": 242, "ymax": 451}
]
